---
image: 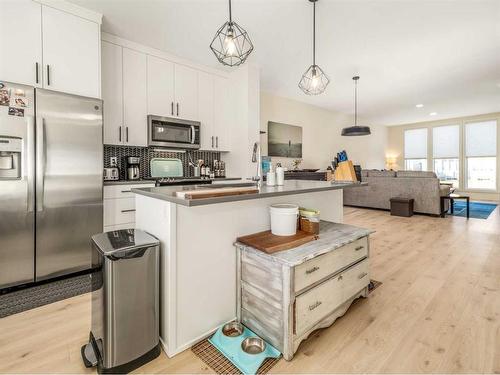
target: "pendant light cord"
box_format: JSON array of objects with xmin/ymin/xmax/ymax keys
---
[
  {"xmin": 229, "ymin": 0, "xmax": 232, "ymax": 23},
  {"xmin": 354, "ymin": 78, "xmax": 358, "ymax": 126},
  {"xmin": 313, "ymin": 1, "xmax": 316, "ymax": 66}
]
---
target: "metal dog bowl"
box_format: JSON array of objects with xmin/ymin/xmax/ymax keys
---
[
  {"xmin": 222, "ymin": 322, "xmax": 244, "ymax": 337},
  {"xmin": 241, "ymin": 337, "xmax": 266, "ymax": 355}
]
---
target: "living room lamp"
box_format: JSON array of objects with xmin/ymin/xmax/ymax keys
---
[{"xmin": 341, "ymin": 76, "xmax": 371, "ymax": 136}]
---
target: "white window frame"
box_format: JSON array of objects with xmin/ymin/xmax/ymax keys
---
[
  {"xmin": 464, "ymin": 120, "xmax": 498, "ymax": 192},
  {"xmin": 432, "ymin": 124, "xmax": 460, "ymax": 187},
  {"xmin": 404, "ymin": 128, "xmax": 428, "ymax": 171}
]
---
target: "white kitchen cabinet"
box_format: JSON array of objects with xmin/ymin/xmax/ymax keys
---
[
  {"xmin": 147, "ymin": 55, "xmax": 175, "ymax": 117},
  {"xmin": 123, "ymin": 48, "xmax": 148, "ymax": 147},
  {"xmin": 213, "ymin": 76, "xmax": 231, "ymax": 151},
  {"xmin": 198, "ymin": 73, "xmax": 231, "ymax": 151},
  {"xmin": 42, "ymin": 5, "xmax": 100, "ymax": 98},
  {"xmin": 0, "ymin": 0, "xmax": 42, "ymax": 87},
  {"xmin": 102, "ymin": 41, "xmax": 123, "ymax": 145},
  {"xmin": 198, "ymin": 72, "xmax": 215, "ymax": 150},
  {"xmin": 174, "ymin": 65, "xmax": 198, "ymax": 120}
]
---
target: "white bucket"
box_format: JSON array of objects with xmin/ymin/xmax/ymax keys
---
[{"xmin": 270, "ymin": 204, "xmax": 299, "ymax": 236}]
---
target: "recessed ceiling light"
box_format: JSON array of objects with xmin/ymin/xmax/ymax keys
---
[
  {"xmin": 416, "ymin": 104, "xmax": 424, "ymax": 108},
  {"xmin": 429, "ymin": 112, "xmax": 437, "ymax": 116}
]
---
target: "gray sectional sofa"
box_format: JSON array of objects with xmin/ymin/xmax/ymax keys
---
[{"xmin": 343, "ymin": 170, "xmax": 451, "ymax": 215}]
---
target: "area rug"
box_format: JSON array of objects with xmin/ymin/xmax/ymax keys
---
[
  {"xmin": 192, "ymin": 338, "xmax": 280, "ymax": 374},
  {"xmin": 451, "ymin": 201, "xmax": 497, "ymax": 219},
  {"xmin": 0, "ymin": 273, "xmax": 91, "ymax": 318}
]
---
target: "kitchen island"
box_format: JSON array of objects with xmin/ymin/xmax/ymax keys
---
[{"xmin": 133, "ymin": 180, "xmax": 364, "ymax": 357}]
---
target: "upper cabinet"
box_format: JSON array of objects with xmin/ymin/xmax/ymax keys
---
[
  {"xmin": 146, "ymin": 57, "xmax": 198, "ymax": 120},
  {"xmin": 198, "ymin": 73, "xmax": 231, "ymax": 152},
  {"xmin": 42, "ymin": 6, "xmax": 100, "ymax": 98},
  {"xmin": 174, "ymin": 65, "xmax": 198, "ymax": 120},
  {"xmin": 102, "ymin": 42, "xmax": 147, "ymax": 147},
  {"xmin": 0, "ymin": 0, "xmax": 42, "ymax": 87},
  {"xmin": 147, "ymin": 56, "xmax": 175, "ymax": 118},
  {"xmin": 0, "ymin": 0, "xmax": 101, "ymax": 98}
]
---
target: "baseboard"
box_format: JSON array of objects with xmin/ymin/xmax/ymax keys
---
[{"xmin": 160, "ymin": 317, "xmax": 237, "ymax": 358}]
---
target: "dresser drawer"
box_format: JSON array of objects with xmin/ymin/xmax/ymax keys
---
[
  {"xmin": 103, "ymin": 198, "xmax": 136, "ymax": 226},
  {"xmin": 294, "ymin": 237, "xmax": 368, "ymax": 293},
  {"xmin": 294, "ymin": 258, "xmax": 369, "ymax": 335},
  {"xmin": 103, "ymin": 184, "xmax": 155, "ymax": 199}
]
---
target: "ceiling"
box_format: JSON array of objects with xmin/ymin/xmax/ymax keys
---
[{"xmin": 69, "ymin": 0, "xmax": 500, "ymax": 126}]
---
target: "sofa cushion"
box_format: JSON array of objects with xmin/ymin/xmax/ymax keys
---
[
  {"xmin": 396, "ymin": 170, "xmax": 437, "ymax": 178},
  {"xmin": 367, "ymin": 170, "xmax": 397, "ymax": 178},
  {"xmin": 439, "ymin": 185, "xmax": 451, "ymax": 196}
]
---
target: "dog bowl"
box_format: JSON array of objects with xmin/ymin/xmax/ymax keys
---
[
  {"xmin": 241, "ymin": 337, "xmax": 266, "ymax": 355},
  {"xmin": 222, "ymin": 322, "xmax": 244, "ymax": 337}
]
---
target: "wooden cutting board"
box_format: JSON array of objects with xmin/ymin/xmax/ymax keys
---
[
  {"xmin": 175, "ymin": 186, "xmax": 259, "ymax": 200},
  {"xmin": 237, "ymin": 230, "xmax": 319, "ymax": 254}
]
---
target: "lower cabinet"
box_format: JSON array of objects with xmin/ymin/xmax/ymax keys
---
[
  {"xmin": 103, "ymin": 183, "xmax": 154, "ymax": 231},
  {"xmin": 236, "ymin": 227, "xmax": 371, "ymax": 360}
]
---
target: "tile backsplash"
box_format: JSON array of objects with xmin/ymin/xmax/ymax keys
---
[{"xmin": 104, "ymin": 145, "xmax": 221, "ymax": 180}]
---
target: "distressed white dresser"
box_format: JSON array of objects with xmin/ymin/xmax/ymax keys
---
[{"xmin": 235, "ymin": 221, "xmax": 373, "ymax": 360}]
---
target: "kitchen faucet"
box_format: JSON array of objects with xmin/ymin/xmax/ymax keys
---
[{"xmin": 251, "ymin": 142, "xmax": 262, "ymax": 186}]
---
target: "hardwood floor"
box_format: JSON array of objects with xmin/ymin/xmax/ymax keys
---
[{"xmin": 1, "ymin": 207, "xmax": 499, "ymax": 374}]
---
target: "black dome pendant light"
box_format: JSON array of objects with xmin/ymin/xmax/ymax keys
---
[
  {"xmin": 341, "ymin": 76, "xmax": 371, "ymax": 136},
  {"xmin": 298, "ymin": 0, "xmax": 330, "ymax": 95},
  {"xmin": 210, "ymin": 0, "xmax": 254, "ymax": 67}
]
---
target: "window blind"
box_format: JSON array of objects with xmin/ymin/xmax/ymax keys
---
[
  {"xmin": 465, "ymin": 120, "xmax": 497, "ymax": 157},
  {"xmin": 433, "ymin": 125, "xmax": 459, "ymax": 158},
  {"xmin": 404, "ymin": 128, "xmax": 428, "ymax": 159}
]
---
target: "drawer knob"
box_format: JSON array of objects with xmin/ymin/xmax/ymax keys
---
[
  {"xmin": 355, "ymin": 246, "xmax": 364, "ymax": 251},
  {"xmin": 358, "ymin": 272, "xmax": 368, "ymax": 279},
  {"xmin": 338, "ymin": 274, "xmax": 343, "ymax": 281},
  {"xmin": 305, "ymin": 266, "xmax": 320, "ymax": 275},
  {"xmin": 309, "ymin": 301, "xmax": 322, "ymax": 311}
]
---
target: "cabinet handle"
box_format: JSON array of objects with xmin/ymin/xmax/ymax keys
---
[
  {"xmin": 358, "ymin": 272, "xmax": 368, "ymax": 279},
  {"xmin": 176, "ymin": 103, "xmax": 179, "ymax": 116},
  {"xmin": 46, "ymin": 65, "xmax": 50, "ymax": 86},
  {"xmin": 211, "ymin": 136, "xmax": 214, "ymax": 148},
  {"xmin": 120, "ymin": 190, "xmax": 132, "ymax": 193},
  {"xmin": 126, "ymin": 127, "xmax": 129, "ymax": 142},
  {"xmin": 355, "ymin": 246, "xmax": 364, "ymax": 251},
  {"xmin": 121, "ymin": 209, "xmax": 136, "ymax": 213},
  {"xmin": 308, "ymin": 301, "xmax": 322, "ymax": 311},
  {"xmin": 119, "ymin": 126, "xmax": 122, "ymax": 142},
  {"xmin": 216, "ymin": 136, "xmax": 218, "ymax": 148},
  {"xmin": 35, "ymin": 62, "xmax": 39, "ymax": 84},
  {"xmin": 171, "ymin": 102, "xmax": 174, "ymax": 116},
  {"xmin": 338, "ymin": 274, "xmax": 343, "ymax": 281},
  {"xmin": 305, "ymin": 266, "xmax": 319, "ymax": 274}
]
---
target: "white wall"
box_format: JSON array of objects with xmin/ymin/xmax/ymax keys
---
[{"xmin": 260, "ymin": 91, "xmax": 387, "ymax": 170}]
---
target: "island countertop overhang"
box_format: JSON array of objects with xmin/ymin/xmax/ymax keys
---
[{"xmin": 132, "ymin": 180, "xmax": 367, "ymax": 207}]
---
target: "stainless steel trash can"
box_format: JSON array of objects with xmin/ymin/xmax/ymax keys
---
[{"xmin": 81, "ymin": 229, "xmax": 161, "ymax": 374}]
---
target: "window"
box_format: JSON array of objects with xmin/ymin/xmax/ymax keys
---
[
  {"xmin": 404, "ymin": 128, "xmax": 428, "ymax": 171},
  {"xmin": 433, "ymin": 125, "xmax": 460, "ymax": 187},
  {"xmin": 465, "ymin": 120, "xmax": 497, "ymax": 190}
]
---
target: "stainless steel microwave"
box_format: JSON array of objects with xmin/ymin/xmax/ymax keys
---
[{"xmin": 148, "ymin": 115, "xmax": 201, "ymax": 149}]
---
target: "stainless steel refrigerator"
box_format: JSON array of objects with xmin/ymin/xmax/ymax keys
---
[{"xmin": 0, "ymin": 81, "xmax": 103, "ymax": 290}]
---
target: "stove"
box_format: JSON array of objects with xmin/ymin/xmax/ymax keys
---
[{"xmin": 153, "ymin": 177, "xmax": 213, "ymax": 187}]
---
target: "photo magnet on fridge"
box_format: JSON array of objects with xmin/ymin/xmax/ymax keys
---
[
  {"xmin": 8, "ymin": 107, "xmax": 24, "ymax": 117},
  {"xmin": 14, "ymin": 97, "xmax": 28, "ymax": 108},
  {"xmin": 0, "ymin": 89, "xmax": 10, "ymax": 106}
]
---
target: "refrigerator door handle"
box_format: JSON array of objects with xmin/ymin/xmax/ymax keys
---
[
  {"xmin": 26, "ymin": 117, "xmax": 35, "ymax": 212},
  {"xmin": 36, "ymin": 117, "xmax": 45, "ymax": 212}
]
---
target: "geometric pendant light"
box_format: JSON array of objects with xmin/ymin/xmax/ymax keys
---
[
  {"xmin": 210, "ymin": 0, "xmax": 254, "ymax": 67},
  {"xmin": 298, "ymin": 0, "xmax": 330, "ymax": 95},
  {"xmin": 341, "ymin": 76, "xmax": 371, "ymax": 136}
]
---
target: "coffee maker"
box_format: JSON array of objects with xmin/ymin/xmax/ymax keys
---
[{"xmin": 125, "ymin": 157, "xmax": 141, "ymax": 180}]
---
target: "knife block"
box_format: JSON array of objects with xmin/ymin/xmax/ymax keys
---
[{"xmin": 333, "ymin": 161, "xmax": 358, "ymax": 182}]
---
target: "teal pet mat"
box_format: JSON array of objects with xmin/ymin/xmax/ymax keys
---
[{"xmin": 209, "ymin": 324, "xmax": 281, "ymax": 375}]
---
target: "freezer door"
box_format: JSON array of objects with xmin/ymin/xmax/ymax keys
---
[
  {"xmin": 35, "ymin": 89, "xmax": 103, "ymax": 281},
  {"xmin": 0, "ymin": 83, "xmax": 35, "ymax": 289}
]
